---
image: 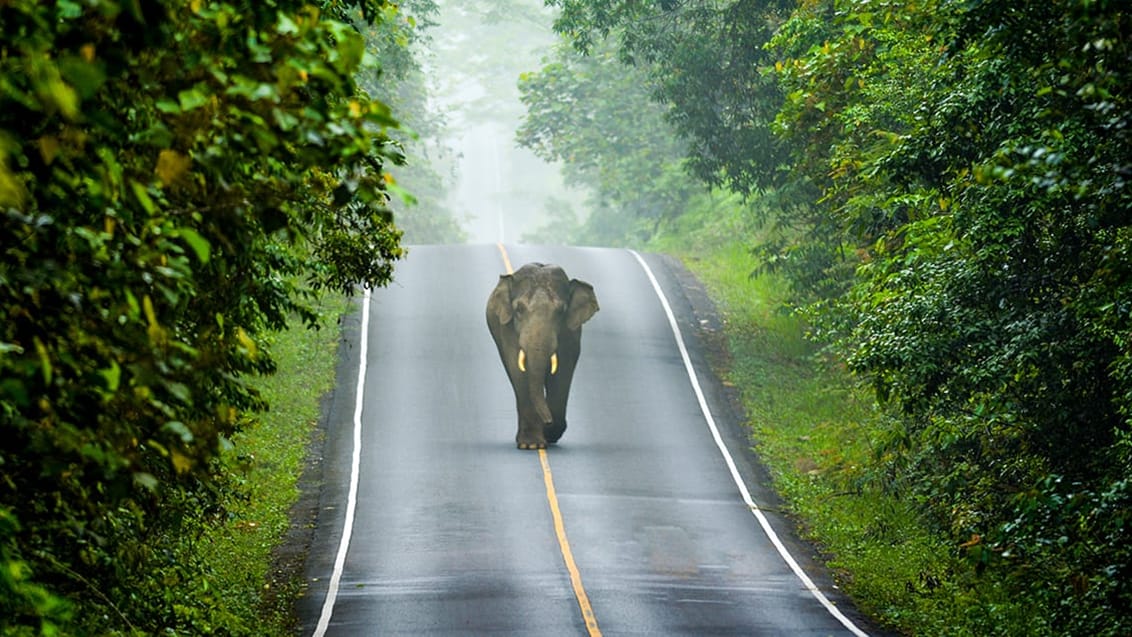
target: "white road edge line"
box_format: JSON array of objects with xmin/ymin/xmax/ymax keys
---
[
  {"xmin": 312, "ymin": 287, "xmax": 371, "ymax": 637},
  {"xmin": 629, "ymin": 250, "xmax": 870, "ymax": 637}
]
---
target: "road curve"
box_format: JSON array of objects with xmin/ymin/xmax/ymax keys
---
[{"xmin": 298, "ymin": 244, "xmax": 876, "ymax": 636}]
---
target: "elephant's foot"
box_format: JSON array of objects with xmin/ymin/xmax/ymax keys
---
[
  {"xmin": 516, "ymin": 428, "xmax": 547, "ymax": 450},
  {"xmin": 545, "ymin": 421, "xmax": 567, "ymax": 444}
]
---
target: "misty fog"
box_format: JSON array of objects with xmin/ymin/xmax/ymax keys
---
[{"xmin": 423, "ymin": 0, "xmax": 590, "ymax": 244}]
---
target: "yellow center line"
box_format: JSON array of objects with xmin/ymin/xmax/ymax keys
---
[
  {"xmin": 540, "ymin": 448, "xmax": 602, "ymax": 636},
  {"xmin": 496, "ymin": 243, "xmax": 602, "ymax": 637}
]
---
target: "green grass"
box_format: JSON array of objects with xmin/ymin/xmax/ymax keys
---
[
  {"xmin": 196, "ymin": 292, "xmax": 353, "ymax": 635},
  {"xmin": 647, "ymin": 196, "xmax": 1038, "ymax": 635}
]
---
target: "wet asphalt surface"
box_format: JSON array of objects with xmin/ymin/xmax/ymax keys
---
[{"xmin": 298, "ymin": 245, "xmax": 877, "ymax": 636}]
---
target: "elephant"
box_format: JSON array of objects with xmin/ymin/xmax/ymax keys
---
[{"xmin": 487, "ymin": 263, "xmax": 599, "ymax": 449}]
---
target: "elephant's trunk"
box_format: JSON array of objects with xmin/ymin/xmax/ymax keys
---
[{"xmin": 520, "ymin": 348, "xmax": 554, "ymax": 425}]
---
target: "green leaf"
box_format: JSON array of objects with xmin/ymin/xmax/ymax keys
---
[
  {"xmin": 41, "ymin": 77, "xmax": 80, "ymax": 120},
  {"xmin": 99, "ymin": 360, "xmax": 121, "ymax": 393},
  {"xmin": 272, "ymin": 107, "xmax": 299, "ymax": 131},
  {"xmin": 167, "ymin": 382, "xmax": 192, "ymax": 404},
  {"xmin": 177, "ymin": 86, "xmax": 210, "ymax": 111},
  {"xmin": 33, "ymin": 337, "xmax": 52, "ymax": 384},
  {"xmin": 177, "ymin": 228, "xmax": 211, "ymax": 264},
  {"xmin": 0, "ymin": 341, "xmax": 24, "ymax": 355},
  {"xmin": 276, "ymin": 13, "xmax": 299, "ymax": 35},
  {"xmin": 56, "ymin": 0, "xmax": 82, "ymax": 19},
  {"xmin": 226, "ymin": 75, "xmax": 279, "ymax": 101},
  {"xmin": 155, "ymin": 98, "xmax": 181, "ymax": 114},
  {"xmin": 133, "ymin": 472, "xmax": 159, "ymax": 491},
  {"xmin": 163, "ymin": 421, "xmax": 194, "ymax": 444},
  {"xmin": 130, "ymin": 180, "xmax": 157, "ymax": 214}
]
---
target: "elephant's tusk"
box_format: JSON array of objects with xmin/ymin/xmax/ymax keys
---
[
  {"xmin": 550, "ymin": 353, "xmax": 558, "ymax": 375},
  {"xmin": 518, "ymin": 349, "xmax": 527, "ymax": 373}
]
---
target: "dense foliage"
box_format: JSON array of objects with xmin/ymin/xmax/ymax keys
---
[
  {"xmin": 533, "ymin": 0, "xmax": 1131, "ymax": 633},
  {"xmin": 773, "ymin": 3, "xmax": 1131, "ymax": 632},
  {"xmin": 0, "ymin": 0, "xmax": 406, "ymax": 632}
]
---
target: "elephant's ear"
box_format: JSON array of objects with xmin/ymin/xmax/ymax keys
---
[
  {"xmin": 566, "ymin": 279, "xmax": 599, "ymax": 330},
  {"xmin": 488, "ymin": 274, "xmax": 514, "ymax": 325}
]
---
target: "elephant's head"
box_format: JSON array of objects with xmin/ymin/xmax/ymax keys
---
[{"xmin": 487, "ymin": 263, "xmax": 598, "ymax": 436}]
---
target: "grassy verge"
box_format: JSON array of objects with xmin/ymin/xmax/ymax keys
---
[
  {"xmin": 648, "ymin": 195, "xmax": 1026, "ymax": 635},
  {"xmin": 196, "ymin": 292, "xmax": 352, "ymax": 635}
]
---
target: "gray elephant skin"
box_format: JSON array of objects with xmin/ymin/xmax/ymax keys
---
[{"xmin": 486, "ymin": 263, "xmax": 599, "ymax": 449}]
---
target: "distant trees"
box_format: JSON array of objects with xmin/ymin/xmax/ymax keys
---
[
  {"xmin": 359, "ymin": 0, "xmax": 468, "ymax": 244},
  {"xmin": 530, "ymin": 0, "xmax": 1132, "ymax": 633},
  {"xmin": 548, "ymin": 0, "xmax": 794, "ymax": 195},
  {"xmin": 517, "ymin": 43, "xmax": 694, "ymax": 244},
  {"xmin": 0, "ymin": 0, "xmax": 407, "ymax": 632}
]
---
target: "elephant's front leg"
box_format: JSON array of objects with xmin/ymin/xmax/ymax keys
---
[
  {"xmin": 544, "ymin": 376, "xmax": 568, "ymax": 444},
  {"xmin": 514, "ymin": 386, "xmax": 549, "ymax": 450},
  {"xmin": 501, "ymin": 351, "xmax": 546, "ymax": 450},
  {"xmin": 515, "ymin": 402, "xmax": 548, "ymax": 449},
  {"xmin": 544, "ymin": 352, "xmax": 578, "ymax": 444}
]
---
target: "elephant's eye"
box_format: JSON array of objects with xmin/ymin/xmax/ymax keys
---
[{"xmin": 513, "ymin": 301, "xmax": 527, "ymax": 316}]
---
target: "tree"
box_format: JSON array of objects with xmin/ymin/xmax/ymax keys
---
[
  {"xmin": 0, "ymin": 1, "xmax": 404, "ymax": 632},
  {"xmin": 546, "ymin": 0, "xmax": 795, "ymax": 196},
  {"xmin": 516, "ymin": 41, "xmax": 694, "ymax": 244}
]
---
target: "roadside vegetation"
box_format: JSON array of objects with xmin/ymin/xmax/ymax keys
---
[
  {"xmin": 0, "ymin": 0, "xmax": 456, "ymax": 633},
  {"xmin": 521, "ymin": 1, "xmax": 1131, "ymax": 634},
  {"xmin": 200, "ymin": 292, "xmax": 349, "ymax": 636}
]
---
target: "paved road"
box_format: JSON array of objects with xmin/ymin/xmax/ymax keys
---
[{"xmin": 299, "ymin": 245, "xmax": 875, "ymax": 636}]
